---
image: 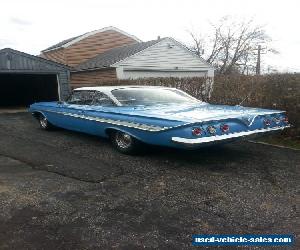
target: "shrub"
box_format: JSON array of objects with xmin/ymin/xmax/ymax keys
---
[{"xmin": 211, "ymin": 74, "xmax": 300, "ymax": 136}]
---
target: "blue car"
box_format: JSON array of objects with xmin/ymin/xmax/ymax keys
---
[{"xmin": 29, "ymin": 86, "xmax": 290, "ymax": 154}]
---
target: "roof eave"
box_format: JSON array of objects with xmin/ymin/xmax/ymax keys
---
[
  {"xmin": 63, "ymin": 26, "xmax": 142, "ymax": 48},
  {"xmin": 41, "ymin": 47, "xmax": 63, "ymax": 53},
  {"xmin": 71, "ymin": 66, "xmax": 115, "ymax": 73},
  {"xmin": 43, "ymin": 26, "xmax": 142, "ymax": 53}
]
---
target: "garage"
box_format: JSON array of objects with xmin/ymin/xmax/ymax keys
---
[{"xmin": 0, "ymin": 48, "xmax": 70, "ymax": 108}]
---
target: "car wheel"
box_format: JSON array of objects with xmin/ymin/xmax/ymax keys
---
[
  {"xmin": 111, "ymin": 131, "xmax": 141, "ymax": 154},
  {"xmin": 38, "ymin": 114, "xmax": 53, "ymax": 130}
]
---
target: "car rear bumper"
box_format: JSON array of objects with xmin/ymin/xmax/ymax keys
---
[{"xmin": 171, "ymin": 126, "xmax": 290, "ymax": 147}]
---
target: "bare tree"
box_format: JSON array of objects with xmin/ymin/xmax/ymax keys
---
[
  {"xmin": 189, "ymin": 17, "xmax": 276, "ymax": 75},
  {"xmin": 189, "ymin": 31, "xmax": 205, "ymax": 57}
]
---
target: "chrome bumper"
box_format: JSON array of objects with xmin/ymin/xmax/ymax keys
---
[{"xmin": 171, "ymin": 126, "xmax": 290, "ymax": 146}]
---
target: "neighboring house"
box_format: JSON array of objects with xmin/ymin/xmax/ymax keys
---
[
  {"xmin": 41, "ymin": 26, "xmax": 140, "ymax": 67},
  {"xmin": 41, "ymin": 27, "xmax": 214, "ymax": 88}
]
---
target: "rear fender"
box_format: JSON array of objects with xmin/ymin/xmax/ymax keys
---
[
  {"xmin": 31, "ymin": 111, "xmax": 47, "ymax": 120},
  {"xmin": 104, "ymin": 126, "xmax": 144, "ymax": 141}
]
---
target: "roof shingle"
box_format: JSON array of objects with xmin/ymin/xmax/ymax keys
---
[{"xmin": 73, "ymin": 39, "xmax": 161, "ymax": 71}]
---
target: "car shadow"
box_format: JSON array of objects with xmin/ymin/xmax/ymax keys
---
[
  {"xmin": 135, "ymin": 142, "xmax": 256, "ymax": 172},
  {"xmin": 32, "ymin": 124, "xmax": 259, "ymax": 173}
]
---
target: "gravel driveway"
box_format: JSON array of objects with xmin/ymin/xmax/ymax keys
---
[{"xmin": 0, "ymin": 112, "xmax": 299, "ymax": 249}]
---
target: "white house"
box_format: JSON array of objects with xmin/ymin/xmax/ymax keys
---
[{"xmin": 71, "ymin": 37, "xmax": 214, "ymax": 86}]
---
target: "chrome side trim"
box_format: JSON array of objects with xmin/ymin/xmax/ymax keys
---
[
  {"xmin": 196, "ymin": 111, "xmax": 284, "ymax": 124},
  {"xmin": 171, "ymin": 126, "xmax": 290, "ymax": 145},
  {"xmin": 43, "ymin": 110, "xmax": 170, "ymax": 132}
]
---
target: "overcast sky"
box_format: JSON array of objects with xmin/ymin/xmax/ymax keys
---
[{"xmin": 1, "ymin": 0, "xmax": 299, "ymax": 72}]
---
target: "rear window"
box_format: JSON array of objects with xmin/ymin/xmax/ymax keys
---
[{"xmin": 111, "ymin": 88, "xmax": 199, "ymax": 106}]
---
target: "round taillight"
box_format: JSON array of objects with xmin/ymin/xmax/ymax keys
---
[
  {"xmin": 273, "ymin": 117, "xmax": 281, "ymax": 124},
  {"xmin": 264, "ymin": 119, "xmax": 271, "ymax": 126},
  {"xmin": 207, "ymin": 126, "xmax": 217, "ymax": 134},
  {"xmin": 220, "ymin": 124, "xmax": 229, "ymax": 133},
  {"xmin": 282, "ymin": 117, "xmax": 289, "ymax": 123},
  {"xmin": 192, "ymin": 127, "xmax": 202, "ymax": 136}
]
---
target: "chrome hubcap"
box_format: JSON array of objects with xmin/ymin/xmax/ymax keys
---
[
  {"xmin": 40, "ymin": 117, "xmax": 47, "ymax": 128},
  {"xmin": 115, "ymin": 132, "xmax": 132, "ymax": 149}
]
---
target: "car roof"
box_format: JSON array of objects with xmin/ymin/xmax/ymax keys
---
[
  {"xmin": 74, "ymin": 85, "xmax": 172, "ymax": 95},
  {"xmin": 72, "ymin": 85, "xmax": 200, "ymax": 106}
]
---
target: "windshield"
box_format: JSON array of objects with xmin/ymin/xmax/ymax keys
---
[{"xmin": 111, "ymin": 88, "xmax": 200, "ymax": 106}]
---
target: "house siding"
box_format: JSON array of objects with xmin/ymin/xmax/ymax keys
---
[
  {"xmin": 41, "ymin": 48, "xmax": 66, "ymax": 65},
  {"xmin": 70, "ymin": 68, "xmax": 117, "ymax": 88},
  {"xmin": 117, "ymin": 69, "xmax": 209, "ymax": 79},
  {"xmin": 114, "ymin": 38, "xmax": 214, "ymax": 79},
  {"xmin": 42, "ymin": 30, "xmax": 137, "ymax": 67}
]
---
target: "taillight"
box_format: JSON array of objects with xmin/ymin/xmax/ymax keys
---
[
  {"xmin": 273, "ymin": 117, "xmax": 281, "ymax": 124},
  {"xmin": 220, "ymin": 124, "xmax": 229, "ymax": 133},
  {"xmin": 264, "ymin": 119, "xmax": 271, "ymax": 126},
  {"xmin": 207, "ymin": 126, "xmax": 217, "ymax": 134},
  {"xmin": 192, "ymin": 127, "xmax": 202, "ymax": 136},
  {"xmin": 282, "ymin": 117, "xmax": 289, "ymax": 123}
]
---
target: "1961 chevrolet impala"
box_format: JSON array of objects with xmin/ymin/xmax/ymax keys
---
[{"xmin": 29, "ymin": 86, "xmax": 290, "ymax": 154}]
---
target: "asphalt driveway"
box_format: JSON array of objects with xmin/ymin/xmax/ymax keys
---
[{"xmin": 0, "ymin": 113, "xmax": 299, "ymax": 249}]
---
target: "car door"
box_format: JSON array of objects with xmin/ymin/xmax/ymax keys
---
[
  {"xmin": 57, "ymin": 90, "xmax": 96, "ymax": 132},
  {"xmin": 82, "ymin": 91, "xmax": 117, "ymax": 136}
]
